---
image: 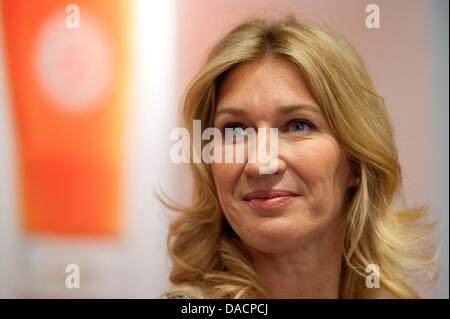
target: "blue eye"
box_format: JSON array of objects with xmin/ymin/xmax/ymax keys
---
[
  {"xmin": 224, "ymin": 123, "xmax": 248, "ymax": 136},
  {"xmin": 289, "ymin": 119, "xmax": 314, "ymax": 133}
]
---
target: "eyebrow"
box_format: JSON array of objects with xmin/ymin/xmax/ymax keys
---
[{"xmin": 214, "ymin": 104, "xmax": 321, "ymax": 117}]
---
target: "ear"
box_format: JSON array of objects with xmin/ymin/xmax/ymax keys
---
[{"xmin": 348, "ymin": 160, "xmax": 360, "ymax": 188}]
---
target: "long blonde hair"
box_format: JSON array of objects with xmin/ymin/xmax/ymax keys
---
[{"xmin": 161, "ymin": 16, "xmax": 439, "ymax": 298}]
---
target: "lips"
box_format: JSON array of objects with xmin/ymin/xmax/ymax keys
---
[{"xmin": 243, "ymin": 189, "xmax": 299, "ymax": 210}]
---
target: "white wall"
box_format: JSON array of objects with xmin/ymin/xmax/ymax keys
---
[{"xmin": 429, "ymin": 0, "xmax": 449, "ymax": 300}]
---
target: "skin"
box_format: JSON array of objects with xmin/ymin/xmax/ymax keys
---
[{"xmin": 211, "ymin": 56, "xmax": 357, "ymax": 298}]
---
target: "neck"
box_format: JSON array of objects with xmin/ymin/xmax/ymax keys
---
[{"xmin": 243, "ymin": 221, "xmax": 344, "ymax": 299}]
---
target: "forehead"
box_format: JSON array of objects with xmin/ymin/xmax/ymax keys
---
[{"xmin": 216, "ymin": 56, "xmax": 318, "ymax": 112}]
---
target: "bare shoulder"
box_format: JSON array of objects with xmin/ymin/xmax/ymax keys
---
[
  {"xmin": 161, "ymin": 283, "xmax": 203, "ymax": 299},
  {"xmin": 164, "ymin": 291, "xmax": 196, "ymax": 299}
]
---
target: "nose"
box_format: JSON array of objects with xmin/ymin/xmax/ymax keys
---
[
  {"xmin": 244, "ymin": 128, "xmax": 286, "ymax": 178},
  {"xmin": 244, "ymin": 158, "xmax": 286, "ymax": 177}
]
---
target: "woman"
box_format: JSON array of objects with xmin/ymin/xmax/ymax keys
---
[{"xmin": 161, "ymin": 16, "xmax": 438, "ymax": 299}]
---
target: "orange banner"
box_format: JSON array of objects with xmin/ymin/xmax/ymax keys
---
[{"xmin": 1, "ymin": 0, "xmax": 131, "ymax": 236}]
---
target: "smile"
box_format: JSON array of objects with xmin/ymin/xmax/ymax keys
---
[{"xmin": 242, "ymin": 189, "xmax": 299, "ymax": 211}]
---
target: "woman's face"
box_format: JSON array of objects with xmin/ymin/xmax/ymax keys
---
[{"xmin": 211, "ymin": 56, "xmax": 356, "ymax": 254}]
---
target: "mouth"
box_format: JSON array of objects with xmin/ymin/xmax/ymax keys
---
[{"xmin": 242, "ymin": 189, "xmax": 299, "ymax": 211}]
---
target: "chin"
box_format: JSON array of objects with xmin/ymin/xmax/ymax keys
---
[
  {"xmin": 239, "ymin": 221, "xmax": 313, "ymax": 254},
  {"xmin": 243, "ymin": 236, "xmax": 305, "ymax": 254}
]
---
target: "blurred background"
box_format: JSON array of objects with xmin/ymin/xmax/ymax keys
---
[{"xmin": 0, "ymin": 0, "xmax": 448, "ymax": 298}]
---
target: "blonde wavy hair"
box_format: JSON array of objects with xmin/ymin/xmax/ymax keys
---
[{"xmin": 160, "ymin": 16, "xmax": 439, "ymax": 299}]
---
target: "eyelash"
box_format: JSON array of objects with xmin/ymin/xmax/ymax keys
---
[
  {"xmin": 282, "ymin": 119, "xmax": 315, "ymax": 134},
  {"xmin": 222, "ymin": 119, "xmax": 315, "ymax": 135},
  {"xmin": 223, "ymin": 122, "xmax": 246, "ymax": 131}
]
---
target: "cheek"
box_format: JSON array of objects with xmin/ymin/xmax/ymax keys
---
[
  {"xmin": 286, "ymin": 138, "xmax": 350, "ymax": 209},
  {"xmin": 211, "ymin": 162, "xmax": 242, "ymax": 204}
]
